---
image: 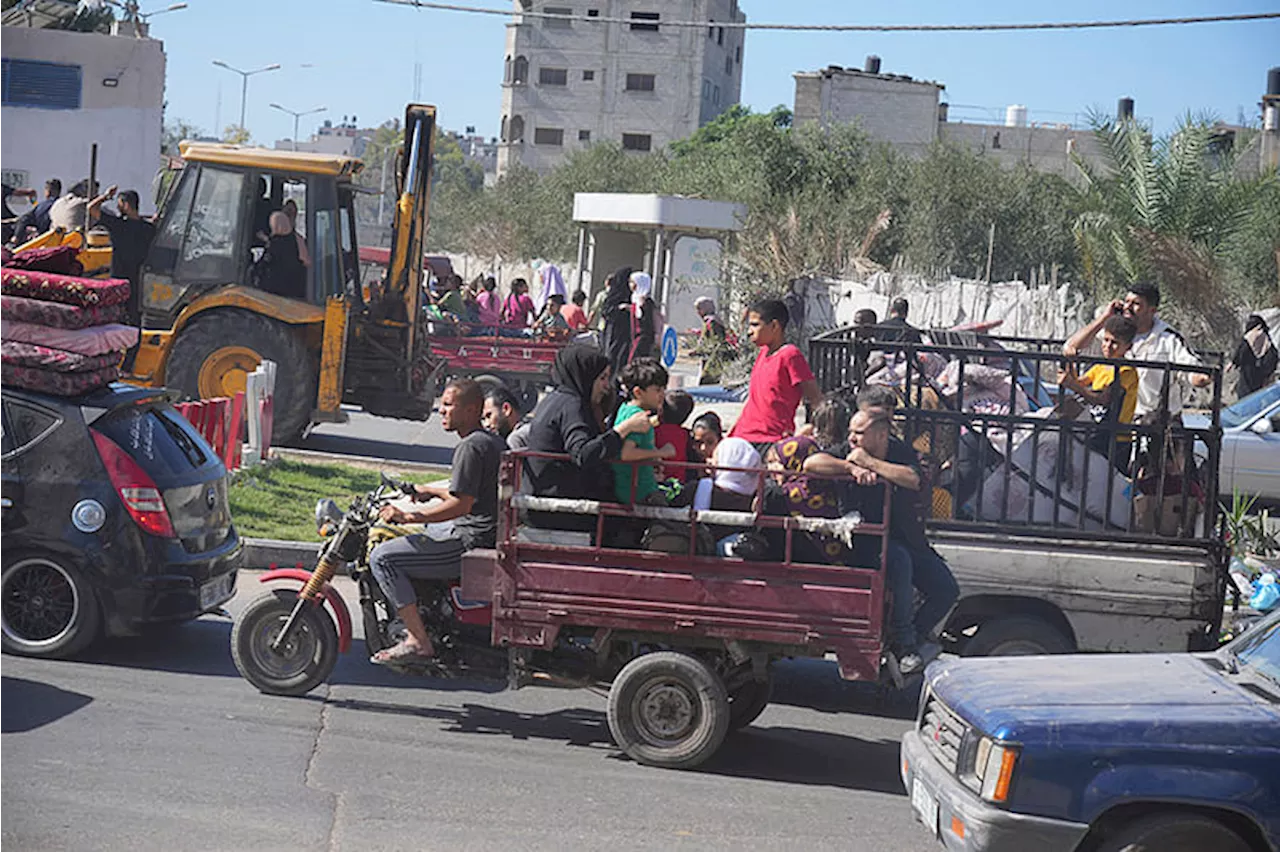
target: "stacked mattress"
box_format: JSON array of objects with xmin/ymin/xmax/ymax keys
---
[{"xmin": 1, "ymin": 255, "xmax": 138, "ymax": 396}]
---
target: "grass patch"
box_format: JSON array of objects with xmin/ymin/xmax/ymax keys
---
[{"xmin": 228, "ymin": 458, "xmax": 444, "ymax": 541}]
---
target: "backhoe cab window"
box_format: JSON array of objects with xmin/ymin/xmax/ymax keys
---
[{"xmin": 177, "ymin": 167, "xmax": 246, "ymax": 283}]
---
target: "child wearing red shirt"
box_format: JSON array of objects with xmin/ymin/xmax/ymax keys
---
[
  {"xmin": 729, "ymin": 299, "xmax": 824, "ymax": 449},
  {"xmin": 654, "ymin": 389, "xmax": 695, "ymax": 481}
]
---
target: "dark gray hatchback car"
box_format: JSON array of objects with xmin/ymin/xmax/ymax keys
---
[{"xmin": 2, "ymin": 382, "xmax": 241, "ymax": 657}]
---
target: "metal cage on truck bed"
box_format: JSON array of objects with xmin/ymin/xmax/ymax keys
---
[{"xmin": 809, "ymin": 326, "xmax": 1228, "ymax": 551}]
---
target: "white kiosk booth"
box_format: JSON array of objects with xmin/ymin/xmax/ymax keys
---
[{"xmin": 571, "ymin": 193, "xmax": 746, "ymax": 335}]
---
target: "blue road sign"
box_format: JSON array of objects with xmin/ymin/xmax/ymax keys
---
[{"xmin": 661, "ymin": 325, "xmax": 679, "ymax": 367}]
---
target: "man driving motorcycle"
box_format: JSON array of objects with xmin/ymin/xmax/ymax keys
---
[{"xmin": 368, "ymin": 378, "xmax": 506, "ymax": 665}]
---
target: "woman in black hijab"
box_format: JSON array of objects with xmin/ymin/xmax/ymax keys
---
[
  {"xmin": 1231, "ymin": 314, "xmax": 1278, "ymax": 398},
  {"xmin": 523, "ymin": 344, "xmax": 653, "ymax": 530},
  {"xmin": 600, "ymin": 266, "xmax": 634, "ymax": 377}
]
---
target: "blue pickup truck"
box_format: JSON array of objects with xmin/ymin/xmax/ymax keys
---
[{"xmin": 900, "ymin": 609, "xmax": 1280, "ymax": 852}]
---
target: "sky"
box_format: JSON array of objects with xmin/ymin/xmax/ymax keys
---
[{"xmin": 152, "ymin": 0, "xmax": 1280, "ymax": 146}]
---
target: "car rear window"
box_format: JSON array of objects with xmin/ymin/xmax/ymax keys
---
[{"xmin": 93, "ymin": 404, "xmax": 214, "ymax": 481}]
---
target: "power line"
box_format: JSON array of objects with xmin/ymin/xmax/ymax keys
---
[{"xmin": 372, "ymin": 2, "xmax": 1280, "ymax": 33}]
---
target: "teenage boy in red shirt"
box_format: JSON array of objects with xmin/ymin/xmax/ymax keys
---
[{"xmin": 729, "ymin": 299, "xmax": 824, "ymax": 451}]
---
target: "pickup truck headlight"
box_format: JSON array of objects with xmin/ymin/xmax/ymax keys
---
[{"xmin": 973, "ymin": 736, "xmax": 1019, "ymax": 803}]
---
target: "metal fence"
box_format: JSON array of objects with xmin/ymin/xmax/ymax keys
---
[{"xmin": 810, "ymin": 326, "xmax": 1226, "ymax": 549}]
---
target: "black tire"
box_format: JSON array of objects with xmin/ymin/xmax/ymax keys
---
[
  {"xmin": 231, "ymin": 589, "xmax": 337, "ymax": 696},
  {"xmin": 1096, "ymin": 813, "xmax": 1251, "ymax": 852},
  {"xmin": 165, "ymin": 308, "xmax": 317, "ymax": 445},
  {"xmin": 1, "ymin": 554, "xmax": 100, "ymax": 658},
  {"xmin": 607, "ymin": 651, "xmax": 730, "ymax": 769},
  {"xmin": 963, "ymin": 615, "xmax": 1075, "ymax": 657},
  {"xmin": 727, "ymin": 676, "xmax": 772, "ymax": 731}
]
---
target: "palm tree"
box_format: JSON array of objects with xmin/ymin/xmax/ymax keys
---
[{"xmin": 1072, "ymin": 115, "xmax": 1272, "ymax": 345}]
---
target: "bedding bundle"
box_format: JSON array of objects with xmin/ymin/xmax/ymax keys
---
[{"xmin": 1, "ymin": 261, "xmax": 137, "ymax": 396}]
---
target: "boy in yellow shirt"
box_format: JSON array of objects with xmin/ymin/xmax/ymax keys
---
[{"xmin": 1059, "ymin": 314, "xmax": 1139, "ymax": 469}]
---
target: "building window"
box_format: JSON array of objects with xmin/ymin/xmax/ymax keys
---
[
  {"xmin": 621, "ymin": 133, "xmax": 651, "ymax": 152},
  {"xmin": 539, "ymin": 67, "xmax": 568, "ymax": 86},
  {"xmin": 509, "ymin": 115, "xmax": 525, "ymax": 142},
  {"xmin": 534, "ymin": 127, "xmax": 564, "ymax": 146},
  {"xmin": 512, "ymin": 56, "xmax": 529, "ymax": 85},
  {"xmin": 1, "ymin": 58, "xmax": 82, "ymax": 110},
  {"xmin": 724, "ymin": 56, "xmax": 732, "ymax": 75},
  {"xmin": 578, "ymin": 129, "xmax": 591, "ymax": 142},
  {"xmin": 992, "ymin": 132, "xmax": 1001, "ymax": 150},
  {"xmin": 582, "ymin": 69, "xmax": 595, "ymax": 81},
  {"xmin": 625, "ymin": 73, "xmax": 655, "ymax": 92},
  {"xmin": 501, "ymin": 115, "xmax": 508, "ymax": 142},
  {"xmin": 712, "ymin": 84, "xmax": 720, "ymax": 106},
  {"xmin": 587, "ymin": 8, "xmax": 599, "ymax": 15},
  {"xmin": 735, "ymin": 46, "xmax": 741, "ymax": 64},
  {"xmin": 707, "ymin": 22, "xmax": 714, "ymax": 38},
  {"xmin": 629, "ymin": 11, "xmax": 659, "ymax": 31},
  {"xmin": 543, "ymin": 6, "xmax": 572, "ymax": 28},
  {"xmin": 717, "ymin": 26, "xmax": 724, "ymax": 45}
]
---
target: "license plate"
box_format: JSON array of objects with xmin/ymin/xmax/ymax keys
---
[
  {"xmin": 911, "ymin": 778, "xmax": 939, "ymax": 835},
  {"xmin": 199, "ymin": 573, "xmax": 234, "ymax": 609}
]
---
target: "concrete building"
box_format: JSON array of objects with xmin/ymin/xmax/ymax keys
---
[
  {"xmin": 793, "ymin": 58, "xmax": 1107, "ymax": 181},
  {"xmin": 275, "ymin": 117, "xmax": 375, "ymax": 158},
  {"xmin": 497, "ymin": 0, "xmax": 746, "ymax": 175},
  {"xmin": 1, "ymin": 24, "xmax": 165, "ymax": 212},
  {"xmin": 794, "ymin": 59, "xmax": 944, "ymax": 156}
]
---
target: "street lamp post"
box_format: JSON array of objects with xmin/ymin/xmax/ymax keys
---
[
  {"xmin": 211, "ymin": 60, "xmax": 282, "ymax": 136},
  {"xmin": 269, "ymin": 103, "xmax": 327, "ymax": 151}
]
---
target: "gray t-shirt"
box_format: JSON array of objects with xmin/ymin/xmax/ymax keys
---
[{"xmin": 450, "ymin": 429, "xmax": 507, "ymax": 549}]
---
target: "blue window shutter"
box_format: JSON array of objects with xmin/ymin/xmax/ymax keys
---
[{"xmin": 2, "ymin": 58, "xmax": 83, "ymax": 110}]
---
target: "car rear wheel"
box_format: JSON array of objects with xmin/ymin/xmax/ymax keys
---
[
  {"xmin": 1, "ymin": 555, "xmax": 100, "ymax": 658},
  {"xmin": 1097, "ymin": 813, "xmax": 1251, "ymax": 852},
  {"xmin": 962, "ymin": 615, "xmax": 1074, "ymax": 657}
]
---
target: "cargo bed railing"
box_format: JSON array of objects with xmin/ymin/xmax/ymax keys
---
[
  {"xmin": 499, "ymin": 451, "xmax": 892, "ymax": 571},
  {"xmin": 809, "ymin": 326, "xmax": 1227, "ymax": 552}
]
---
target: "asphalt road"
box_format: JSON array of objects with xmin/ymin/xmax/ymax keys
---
[
  {"xmin": 298, "ymin": 407, "xmax": 460, "ymax": 466},
  {"xmin": 3, "ymin": 572, "xmax": 940, "ymax": 852}
]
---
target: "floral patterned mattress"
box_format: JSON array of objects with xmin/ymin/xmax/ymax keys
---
[{"xmin": 1, "ymin": 268, "xmax": 129, "ymax": 308}]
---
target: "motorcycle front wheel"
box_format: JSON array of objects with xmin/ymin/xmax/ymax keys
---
[{"xmin": 231, "ymin": 589, "xmax": 338, "ymax": 696}]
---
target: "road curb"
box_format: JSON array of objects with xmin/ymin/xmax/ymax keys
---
[
  {"xmin": 242, "ymin": 537, "xmax": 327, "ymax": 571},
  {"xmin": 271, "ymin": 447, "xmax": 452, "ymax": 475}
]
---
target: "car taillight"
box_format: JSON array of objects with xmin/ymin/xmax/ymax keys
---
[{"xmin": 90, "ymin": 429, "xmax": 176, "ymax": 538}]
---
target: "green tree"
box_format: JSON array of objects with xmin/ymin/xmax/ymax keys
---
[
  {"xmin": 162, "ymin": 119, "xmax": 203, "ymax": 156},
  {"xmin": 1073, "ymin": 115, "xmax": 1277, "ymax": 343},
  {"xmin": 222, "ymin": 125, "xmax": 250, "ymax": 145}
]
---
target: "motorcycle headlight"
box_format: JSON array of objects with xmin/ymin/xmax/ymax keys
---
[
  {"xmin": 314, "ymin": 498, "xmax": 343, "ymax": 532},
  {"xmin": 972, "ymin": 736, "xmax": 1019, "ymax": 803}
]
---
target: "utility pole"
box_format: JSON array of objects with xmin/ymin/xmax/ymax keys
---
[
  {"xmin": 270, "ymin": 103, "xmax": 326, "ymax": 151},
  {"xmin": 211, "ymin": 60, "xmax": 282, "ymax": 137}
]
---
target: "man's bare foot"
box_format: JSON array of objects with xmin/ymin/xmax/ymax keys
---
[{"xmin": 371, "ymin": 638, "xmax": 434, "ymax": 665}]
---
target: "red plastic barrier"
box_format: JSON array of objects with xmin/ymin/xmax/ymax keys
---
[{"xmin": 174, "ymin": 397, "xmax": 240, "ymax": 471}]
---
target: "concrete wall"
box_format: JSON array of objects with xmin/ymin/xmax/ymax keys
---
[
  {"xmin": 793, "ymin": 68, "xmax": 942, "ymax": 154},
  {"xmin": 1, "ymin": 27, "xmax": 165, "ymax": 213},
  {"xmin": 498, "ymin": 0, "xmax": 745, "ymax": 174},
  {"xmin": 940, "ymin": 122, "xmax": 1107, "ymax": 181}
]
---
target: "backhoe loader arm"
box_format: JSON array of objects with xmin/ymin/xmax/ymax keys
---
[{"xmin": 385, "ymin": 104, "xmax": 437, "ymax": 382}]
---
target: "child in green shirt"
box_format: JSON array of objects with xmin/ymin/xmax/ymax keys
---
[{"xmin": 611, "ymin": 357, "xmax": 677, "ymax": 503}]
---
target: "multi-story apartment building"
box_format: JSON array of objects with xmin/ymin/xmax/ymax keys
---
[{"xmin": 497, "ymin": 0, "xmax": 746, "ymax": 175}]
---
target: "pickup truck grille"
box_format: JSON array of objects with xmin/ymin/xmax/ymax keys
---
[{"xmin": 920, "ymin": 693, "xmax": 967, "ymax": 774}]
